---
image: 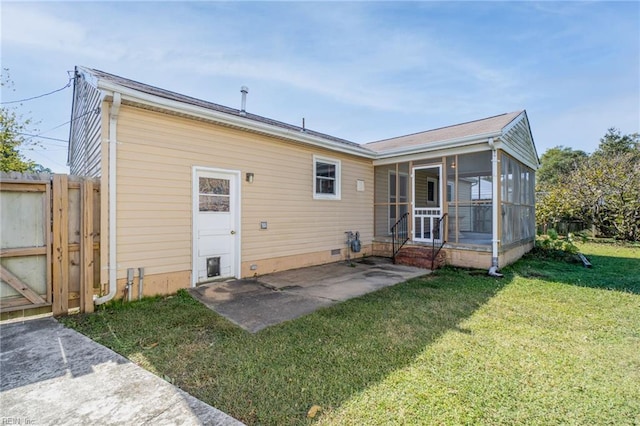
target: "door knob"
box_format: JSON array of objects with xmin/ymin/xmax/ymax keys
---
[{"xmin": 230, "ymin": 230, "xmax": 236, "ymax": 235}]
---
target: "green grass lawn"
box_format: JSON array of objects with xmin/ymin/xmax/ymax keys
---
[{"xmin": 61, "ymin": 242, "xmax": 640, "ymax": 425}]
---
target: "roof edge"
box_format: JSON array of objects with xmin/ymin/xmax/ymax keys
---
[
  {"xmin": 81, "ymin": 67, "xmax": 375, "ymax": 159},
  {"xmin": 365, "ymin": 110, "xmax": 523, "ymax": 147},
  {"xmin": 74, "ymin": 67, "xmax": 538, "ymax": 165},
  {"xmin": 373, "ymin": 131, "xmax": 502, "ymax": 158},
  {"xmin": 500, "ymin": 110, "xmax": 540, "ymax": 168}
]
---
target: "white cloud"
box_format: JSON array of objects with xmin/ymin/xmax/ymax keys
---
[
  {"xmin": 2, "ymin": 2, "xmax": 521, "ymax": 116},
  {"xmin": 2, "ymin": 3, "xmax": 86, "ymax": 50},
  {"xmin": 1, "ymin": 3, "xmax": 132, "ymax": 65}
]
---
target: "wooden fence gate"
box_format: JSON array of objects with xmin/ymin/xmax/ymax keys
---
[{"xmin": 1, "ymin": 173, "xmax": 100, "ymax": 320}]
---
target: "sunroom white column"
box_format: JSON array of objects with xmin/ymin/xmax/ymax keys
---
[{"xmin": 489, "ymin": 138, "xmax": 499, "ymax": 268}]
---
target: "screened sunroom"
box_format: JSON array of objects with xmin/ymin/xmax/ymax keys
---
[{"xmin": 367, "ymin": 111, "xmax": 538, "ymax": 270}]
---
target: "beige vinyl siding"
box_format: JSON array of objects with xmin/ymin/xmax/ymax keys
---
[
  {"xmin": 113, "ymin": 105, "xmax": 373, "ymax": 278},
  {"xmin": 414, "ymin": 174, "xmax": 428, "ymax": 206},
  {"xmin": 69, "ymin": 77, "xmax": 103, "ymax": 176},
  {"xmin": 414, "ymin": 168, "xmax": 439, "ymax": 208}
]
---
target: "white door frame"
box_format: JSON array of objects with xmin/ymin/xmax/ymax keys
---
[
  {"xmin": 191, "ymin": 166, "xmax": 241, "ymax": 286},
  {"xmin": 412, "ymin": 164, "xmax": 442, "ymax": 242}
]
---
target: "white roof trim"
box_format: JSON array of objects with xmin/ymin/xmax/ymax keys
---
[
  {"xmin": 373, "ymin": 142, "xmax": 492, "ymax": 166},
  {"xmin": 373, "ymin": 131, "xmax": 502, "ymax": 159},
  {"xmin": 498, "ymin": 111, "xmax": 540, "ymax": 169},
  {"xmin": 500, "ymin": 110, "xmax": 526, "ymax": 137}
]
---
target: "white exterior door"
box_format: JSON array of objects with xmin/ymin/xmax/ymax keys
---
[
  {"xmin": 193, "ymin": 168, "xmax": 240, "ymax": 285},
  {"xmin": 413, "ymin": 165, "xmax": 442, "ymax": 242}
]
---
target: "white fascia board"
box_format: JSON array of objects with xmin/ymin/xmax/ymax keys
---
[
  {"xmin": 97, "ymin": 81, "xmax": 376, "ymax": 159},
  {"xmin": 372, "ymin": 142, "xmax": 491, "ymax": 166},
  {"xmin": 373, "ymin": 131, "xmax": 502, "ymax": 160},
  {"xmin": 499, "ymin": 111, "xmax": 540, "ymax": 169},
  {"xmin": 500, "ymin": 111, "xmax": 526, "ymax": 136},
  {"xmin": 504, "ymin": 111, "xmax": 540, "ymax": 166},
  {"xmin": 76, "ymin": 66, "xmax": 100, "ymax": 89}
]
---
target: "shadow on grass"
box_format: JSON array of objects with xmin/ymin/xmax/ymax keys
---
[
  {"xmin": 61, "ymin": 270, "xmax": 509, "ymax": 425},
  {"xmin": 505, "ymin": 245, "xmax": 640, "ymax": 295}
]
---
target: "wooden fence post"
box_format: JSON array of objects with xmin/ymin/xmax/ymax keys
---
[
  {"xmin": 81, "ymin": 180, "xmax": 95, "ymax": 313},
  {"xmin": 52, "ymin": 174, "xmax": 69, "ymax": 316}
]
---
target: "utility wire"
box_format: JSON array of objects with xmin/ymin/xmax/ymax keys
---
[
  {"xmin": 18, "ymin": 133, "xmax": 68, "ymax": 143},
  {"xmin": 22, "ymin": 107, "xmax": 100, "ymax": 143},
  {"xmin": 1, "ymin": 78, "xmax": 73, "ymax": 105}
]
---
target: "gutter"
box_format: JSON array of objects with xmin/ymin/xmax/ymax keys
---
[
  {"xmin": 372, "ymin": 131, "xmax": 503, "ymax": 159},
  {"xmin": 95, "ymin": 92, "xmax": 121, "ymax": 305}
]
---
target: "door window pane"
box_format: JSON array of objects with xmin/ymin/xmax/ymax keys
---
[{"xmin": 199, "ymin": 177, "xmax": 230, "ymax": 212}]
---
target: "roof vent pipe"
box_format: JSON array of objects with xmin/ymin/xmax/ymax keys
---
[{"xmin": 240, "ymin": 86, "xmax": 248, "ymax": 116}]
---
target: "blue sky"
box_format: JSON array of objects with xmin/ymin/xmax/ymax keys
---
[{"xmin": 2, "ymin": 1, "xmax": 638, "ymax": 173}]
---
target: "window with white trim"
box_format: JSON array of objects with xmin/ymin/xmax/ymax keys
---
[{"xmin": 313, "ymin": 156, "xmax": 341, "ymax": 200}]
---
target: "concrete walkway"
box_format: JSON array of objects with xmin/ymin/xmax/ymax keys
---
[
  {"xmin": 0, "ymin": 317, "xmax": 244, "ymax": 425},
  {"xmin": 190, "ymin": 257, "xmax": 428, "ymax": 333}
]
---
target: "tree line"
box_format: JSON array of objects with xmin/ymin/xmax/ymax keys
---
[{"xmin": 536, "ymin": 129, "xmax": 640, "ymax": 242}]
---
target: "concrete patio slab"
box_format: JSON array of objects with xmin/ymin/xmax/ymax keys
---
[
  {"xmin": 0, "ymin": 317, "xmax": 243, "ymax": 426},
  {"xmin": 189, "ymin": 257, "xmax": 429, "ymax": 333}
]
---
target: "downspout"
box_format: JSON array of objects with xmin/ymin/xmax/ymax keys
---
[
  {"xmin": 488, "ymin": 137, "xmax": 503, "ymax": 277},
  {"xmin": 95, "ymin": 92, "xmax": 121, "ymax": 305}
]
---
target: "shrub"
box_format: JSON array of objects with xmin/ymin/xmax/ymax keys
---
[{"xmin": 535, "ymin": 230, "xmax": 579, "ymax": 259}]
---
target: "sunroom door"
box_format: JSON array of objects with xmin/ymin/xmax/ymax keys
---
[{"xmin": 413, "ymin": 165, "xmax": 442, "ymax": 242}]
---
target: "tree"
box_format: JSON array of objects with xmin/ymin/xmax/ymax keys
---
[
  {"xmin": 536, "ymin": 128, "xmax": 640, "ymax": 241},
  {"xmin": 1, "ymin": 69, "xmax": 42, "ymax": 173},
  {"xmin": 594, "ymin": 127, "xmax": 640, "ymax": 158},
  {"xmin": 536, "ymin": 146, "xmax": 588, "ymax": 188},
  {"xmin": 568, "ymin": 152, "xmax": 640, "ymax": 241},
  {"xmin": 536, "ymin": 146, "xmax": 588, "ymax": 233},
  {"xmin": 536, "ymin": 130, "xmax": 640, "ymax": 241},
  {"xmin": 535, "ymin": 183, "xmax": 576, "ymax": 233}
]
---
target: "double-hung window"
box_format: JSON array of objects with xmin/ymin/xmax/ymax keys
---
[{"xmin": 313, "ymin": 156, "xmax": 341, "ymax": 200}]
